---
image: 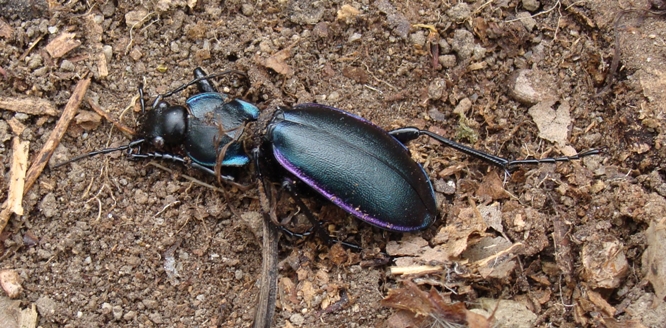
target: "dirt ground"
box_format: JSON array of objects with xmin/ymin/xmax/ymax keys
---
[{"xmin": 1, "ymin": 0, "xmax": 666, "ymax": 327}]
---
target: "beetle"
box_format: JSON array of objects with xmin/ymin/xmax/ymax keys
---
[{"xmin": 56, "ymin": 67, "xmax": 599, "ymax": 234}]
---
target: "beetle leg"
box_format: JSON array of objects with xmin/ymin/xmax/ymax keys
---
[
  {"xmin": 282, "ymin": 183, "xmax": 363, "ymax": 251},
  {"xmin": 389, "ymin": 127, "xmax": 600, "ymax": 171},
  {"xmin": 193, "ymin": 67, "xmax": 218, "ymax": 93}
]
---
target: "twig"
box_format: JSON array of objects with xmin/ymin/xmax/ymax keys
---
[
  {"xmin": 0, "ymin": 138, "xmax": 29, "ymax": 233},
  {"xmin": 25, "ymin": 76, "xmax": 91, "ymax": 195},
  {"xmin": 86, "ymin": 97, "xmax": 136, "ymax": 136}
]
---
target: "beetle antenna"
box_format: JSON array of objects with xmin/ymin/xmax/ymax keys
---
[
  {"xmin": 160, "ymin": 69, "xmax": 248, "ymax": 99},
  {"xmin": 52, "ymin": 139, "xmax": 146, "ymax": 168},
  {"xmin": 138, "ymin": 84, "xmax": 146, "ymax": 114}
]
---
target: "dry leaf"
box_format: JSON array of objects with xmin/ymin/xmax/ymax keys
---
[
  {"xmin": 382, "ymin": 281, "xmax": 491, "ymax": 327},
  {"xmin": 263, "ymin": 47, "xmax": 294, "ymax": 76},
  {"xmin": 528, "ymin": 99, "xmax": 572, "ymax": 146},
  {"xmin": 642, "ymin": 217, "xmax": 666, "ymax": 299},
  {"xmin": 581, "ymin": 235, "xmax": 629, "ymax": 289}
]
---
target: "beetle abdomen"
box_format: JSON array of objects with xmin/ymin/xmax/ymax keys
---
[{"xmin": 268, "ymin": 103, "xmax": 437, "ymax": 232}]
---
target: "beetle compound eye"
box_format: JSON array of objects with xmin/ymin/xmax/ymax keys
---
[{"xmin": 152, "ymin": 136, "xmax": 165, "ymax": 149}]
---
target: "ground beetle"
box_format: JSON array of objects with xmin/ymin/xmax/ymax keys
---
[{"xmin": 56, "ymin": 67, "xmax": 600, "ymax": 234}]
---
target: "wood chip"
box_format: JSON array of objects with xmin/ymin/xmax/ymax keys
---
[
  {"xmin": 0, "ymin": 269, "xmax": 23, "ymax": 298},
  {"xmin": 44, "ymin": 32, "xmax": 81, "ymax": 58},
  {"xmin": 7, "ymin": 117, "xmax": 26, "ymax": 135},
  {"xmin": 390, "ymin": 265, "xmax": 443, "ymax": 276},
  {"xmin": 0, "ymin": 96, "xmax": 58, "ymax": 116},
  {"xmin": 0, "ymin": 137, "xmax": 29, "ymax": 233},
  {"xmin": 24, "ymin": 77, "xmax": 90, "ymax": 196}
]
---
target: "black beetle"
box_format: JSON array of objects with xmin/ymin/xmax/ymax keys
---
[{"xmin": 56, "ymin": 67, "xmax": 599, "ymax": 234}]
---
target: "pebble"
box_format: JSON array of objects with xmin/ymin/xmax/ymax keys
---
[
  {"xmin": 290, "ymin": 313, "xmax": 305, "ymax": 326},
  {"xmin": 241, "ymin": 4, "xmax": 254, "ymax": 16},
  {"xmin": 516, "ymin": 12, "xmax": 537, "ymax": 31},
  {"xmin": 522, "ymin": 0, "xmax": 541, "ymax": 12},
  {"xmin": 447, "ymin": 3, "xmax": 471, "ymax": 21}
]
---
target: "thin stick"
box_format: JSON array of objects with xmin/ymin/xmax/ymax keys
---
[
  {"xmin": 24, "ymin": 76, "xmax": 91, "ymax": 195},
  {"xmin": 86, "ymin": 97, "xmax": 136, "ymax": 136},
  {"xmin": 0, "ymin": 138, "xmax": 29, "ymax": 233}
]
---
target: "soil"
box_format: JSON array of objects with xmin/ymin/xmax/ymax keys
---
[{"xmin": 1, "ymin": 0, "xmax": 665, "ymax": 327}]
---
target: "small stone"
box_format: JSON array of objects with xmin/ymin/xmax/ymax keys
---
[
  {"xmin": 123, "ymin": 310, "xmax": 137, "ymax": 321},
  {"xmin": 439, "ymin": 54, "xmax": 456, "ymax": 68},
  {"xmin": 0, "ymin": 269, "xmax": 22, "ymax": 298},
  {"xmin": 453, "ymin": 98, "xmax": 472, "ymax": 114},
  {"xmin": 328, "ymin": 91, "xmax": 340, "ymax": 102},
  {"xmin": 38, "ymin": 193, "xmax": 57, "ymax": 218},
  {"xmin": 27, "ymin": 54, "xmax": 43, "ymax": 69},
  {"xmin": 102, "ymin": 45, "xmax": 113, "ymax": 62},
  {"xmin": 142, "ymin": 299, "xmax": 158, "ymax": 309},
  {"xmin": 522, "ymin": 0, "xmax": 540, "ymax": 12},
  {"xmin": 438, "ymin": 38, "xmax": 451, "ymax": 54},
  {"xmin": 290, "ymin": 313, "xmax": 305, "ymax": 326},
  {"xmin": 112, "ymin": 305, "xmax": 123, "ymax": 320},
  {"xmin": 428, "ymin": 108, "xmax": 447, "ymax": 122},
  {"xmin": 36, "ymin": 296, "xmax": 58, "ymax": 318},
  {"xmin": 508, "ymin": 69, "xmax": 558, "ymax": 105},
  {"xmin": 427, "ymin": 78, "xmax": 446, "ymax": 101},
  {"xmin": 516, "ymin": 12, "xmax": 537, "ymax": 31},
  {"xmin": 149, "ymin": 312, "xmax": 163, "ymax": 324},
  {"xmin": 410, "ymin": 30, "xmax": 426, "ymax": 47},
  {"xmin": 434, "ymin": 179, "xmax": 456, "ymax": 195},
  {"xmin": 313, "ymin": 22, "xmax": 329, "ymax": 38},
  {"xmin": 60, "ymin": 59, "xmax": 75, "ymax": 71},
  {"xmin": 101, "ymin": 302, "xmax": 112, "ymax": 314},
  {"xmin": 450, "ymin": 29, "xmax": 474, "ymax": 60},
  {"xmin": 241, "ymin": 4, "xmax": 254, "ymax": 16},
  {"xmin": 348, "ymin": 32, "xmax": 362, "ymax": 42},
  {"xmin": 447, "ymin": 3, "xmax": 471, "ymax": 21}
]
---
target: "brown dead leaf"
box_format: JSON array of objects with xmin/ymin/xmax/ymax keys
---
[
  {"xmin": 581, "ymin": 235, "xmax": 629, "ymax": 289},
  {"xmin": 0, "ymin": 297, "xmax": 37, "ymax": 328},
  {"xmin": 476, "ymin": 171, "xmax": 508, "ymax": 200},
  {"xmin": 279, "ymin": 277, "xmax": 297, "ymax": 311},
  {"xmin": 300, "ymin": 280, "xmax": 316, "ymax": 308},
  {"xmin": 642, "ymin": 217, "xmax": 666, "ymax": 299},
  {"xmin": 587, "ymin": 288, "xmax": 616, "ymax": 317},
  {"xmin": 385, "ymin": 309, "xmax": 428, "ymax": 328},
  {"xmin": 0, "ymin": 18, "xmax": 14, "ymax": 39},
  {"xmin": 74, "ymin": 110, "xmax": 102, "ymax": 130},
  {"xmin": 431, "ymin": 207, "xmax": 489, "ymax": 259},
  {"xmin": 328, "ymin": 243, "xmax": 348, "ymax": 266},
  {"xmin": 261, "ymin": 43, "xmax": 297, "ymax": 77},
  {"xmin": 386, "ymin": 235, "xmax": 429, "ymax": 257},
  {"xmin": 382, "ymin": 281, "xmax": 491, "ymax": 327},
  {"xmin": 342, "ymin": 66, "xmax": 369, "ymax": 84},
  {"xmin": 527, "ymin": 99, "xmax": 572, "ymax": 147},
  {"xmin": 601, "ymin": 318, "xmax": 648, "ymax": 328}
]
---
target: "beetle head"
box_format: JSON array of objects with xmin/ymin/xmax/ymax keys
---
[{"xmin": 138, "ymin": 101, "xmax": 188, "ymax": 149}]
